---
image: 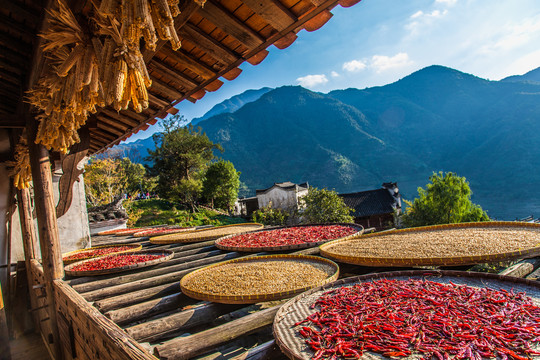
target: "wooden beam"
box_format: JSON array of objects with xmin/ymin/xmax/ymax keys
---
[
  {"xmin": 0, "ymin": 14, "xmax": 35, "ymax": 43},
  {"xmin": 97, "ymin": 121, "xmax": 125, "ymax": 136},
  {"xmin": 161, "ymin": 47, "xmax": 217, "ymax": 80},
  {"xmin": 179, "ymin": 23, "xmax": 239, "ymax": 64},
  {"xmin": 241, "ymin": 0, "xmax": 297, "ymax": 31},
  {"xmin": 153, "ymin": 305, "xmax": 282, "ymax": 360},
  {"xmin": 148, "ymin": 59, "xmax": 198, "ymax": 89},
  {"xmin": 17, "ymin": 187, "xmax": 41, "ymax": 331},
  {"xmin": 0, "ymin": 114, "xmax": 25, "ymax": 128},
  {"xmin": 150, "ymin": 77, "xmax": 185, "ymax": 101},
  {"xmin": 98, "ymin": 109, "xmax": 140, "ymax": 127},
  {"xmin": 198, "ymin": 1, "xmax": 265, "ymax": 50}
]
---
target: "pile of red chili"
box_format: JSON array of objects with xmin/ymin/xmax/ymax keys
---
[
  {"xmin": 296, "ymin": 279, "xmax": 540, "ymax": 359},
  {"xmin": 63, "ymin": 245, "xmax": 135, "ymax": 262},
  {"xmin": 135, "ymin": 227, "xmax": 190, "ymax": 237},
  {"xmin": 70, "ymin": 253, "xmax": 162, "ymax": 271},
  {"xmin": 217, "ymin": 225, "xmax": 358, "ymax": 248}
]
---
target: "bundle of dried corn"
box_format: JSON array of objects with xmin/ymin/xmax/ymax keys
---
[
  {"xmin": 7, "ymin": 136, "xmax": 32, "ymax": 190},
  {"xmin": 27, "ymin": 0, "xmax": 101, "ymax": 153},
  {"xmin": 94, "ymin": 13, "xmax": 151, "ymax": 112},
  {"xmin": 96, "ymin": 0, "xmax": 206, "ymax": 51}
]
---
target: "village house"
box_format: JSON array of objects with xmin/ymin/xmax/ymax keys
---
[
  {"xmin": 235, "ymin": 181, "xmax": 309, "ymax": 217},
  {"xmin": 339, "ymin": 182, "xmax": 402, "ymax": 230}
]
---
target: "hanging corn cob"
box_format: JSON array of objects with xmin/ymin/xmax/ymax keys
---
[
  {"xmin": 94, "ymin": 12, "xmax": 151, "ymax": 113},
  {"xmin": 27, "ymin": 0, "xmax": 102, "ymax": 154},
  {"xmin": 95, "ymin": 0, "xmax": 197, "ymax": 51},
  {"xmin": 7, "ymin": 136, "xmax": 32, "ymax": 190}
]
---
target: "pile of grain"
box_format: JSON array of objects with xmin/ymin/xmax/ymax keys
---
[
  {"xmin": 324, "ymin": 226, "xmax": 540, "ymax": 259},
  {"xmin": 182, "ymin": 259, "xmax": 335, "ymax": 297}
]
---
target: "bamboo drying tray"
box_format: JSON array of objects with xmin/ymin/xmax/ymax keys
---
[
  {"xmin": 113, "ymin": 228, "xmax": 153, "ymax": 236},
  {"xmin": 150, "ymin": 223, "xmax": 264, "ymax": 244},
  {"xmin": 215, "ymin": 223, "xmax": 364, "ymax": 252},
  {"xmin": 320, "ymin": 221, "xmax": 540, "ymax": 267},
  {"xmin": 180, "ymin": 255, "xmax": 339, "ymax": 304},
  {"xmin": 62, "ymin": 243, "xmax": 142, "ymax": 265},
  {"xmin": 273, "ymin": 269, "xmax": 540, "ymax": 360},
  {"xmin": 132, "ymin": 226, "xmax": 194, "ymax": 237},
  {"xmin": 64, "ymin": 250, "xmax": 174, "ymax": 276},
  {"xmin": 97, "ymin": 228, "xmax": 133, "ymax": 236}
]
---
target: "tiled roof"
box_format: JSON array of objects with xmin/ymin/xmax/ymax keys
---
[
  {"xmin": 340, "ymin": 189, "xmax": 398, "ymax": 217},
  {"xmin": 256, "ymin": 181, "xmax": 309, "ymax": 195}
]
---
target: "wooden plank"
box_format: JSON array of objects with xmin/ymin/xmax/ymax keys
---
[
  {"xmin": 161, "ymin": 47, "xmax": 217, "ymax": 80},
  {"xmin": 53, "ymin": 280, "xmax": 155, "ymax": 360},
  {"xmin": 153, "ymin": 305, "xmax": 282, "ymax": 360},
  {"xmin": 97, "ymin": 121, "xmax": 125, "ymax": 136},
  {"xmin": 98, "ymin": 109, "xmax": 140, "ymax": 127},
  {"xmin": 0, "ymin": 114, "xmax": 25, "ymax": 128},
  {"xmin": 125, "ymin": 302, "xmax": 243, "ymax": 343},
  {"xmin": 230, "ymin": 340, "xmax": 280, "ymax": 360},
  {"xmin": 148, "ymin": 60, "xmax": 198, "ymax": 89},
  {"xmin": 179, "ymin": 23, "xmax": 239, "ymax": 64},
  {"xmin": 55, "ymin": 128, "xmax": 89, "ymax": 218},
  {"xmin": 198, "ymin": 1, "xmax": 265, "ymax": 50},
  {"xmin": 241, "ymin": 0, "xmax": 297, "ymax": 31}
]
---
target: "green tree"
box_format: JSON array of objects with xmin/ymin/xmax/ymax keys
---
[
  {"xmin": 84, "ymin": 157, "xmax": 157, "ymax": 206},
  {"xmin": 299, "ymin": 188, "xmax": 354, "ymax": 224},
  {"xmin": 252, "ymin": 204, "xmax": 289, "ymax": 226},
  {"xmin": 401, "ymin": 171, "xmax": 490, "ymax": 227},
  {"xmin": 202, "ymin": 160, "xmax": 240, "ymax": 210},
  {"xmin": 146, "ymin": 115, "xmax": 222, "ymax": 207}
]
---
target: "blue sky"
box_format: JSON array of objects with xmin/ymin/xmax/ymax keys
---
[{"xmin": 126, "ymin": 0, "xmax": 540, "ymax": 142}]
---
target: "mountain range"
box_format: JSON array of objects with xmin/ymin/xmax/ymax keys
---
[{"xmin": 119, "ymin": 65, "xmax": 540, "ymax": 220}]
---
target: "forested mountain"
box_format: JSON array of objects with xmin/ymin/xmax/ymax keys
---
[{"xmin": 121, "ymin": 66, "xmax": 540, "ymax": 219}]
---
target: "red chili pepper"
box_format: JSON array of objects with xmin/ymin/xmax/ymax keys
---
[
  {"xmin": 70, "ymin": 253, "xmax": 162, "ymax": 271},
  {"xmin": 217, "ymin": 225, "xmax": 358, "ymax": 248},
  {"xmin": 296, "ymin": 279, "xmax": 540, "ymax": 359}
]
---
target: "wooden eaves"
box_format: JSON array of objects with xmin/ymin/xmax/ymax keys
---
[{"xmin": 0, "ymin": 0, "xmax": 362, "ymax": 359}]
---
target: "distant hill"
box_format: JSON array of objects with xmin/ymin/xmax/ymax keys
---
[
  {"xmin": 501, "ymin": 66, "xmax": 540, "ymax": 84},
  {"xmin": 191, "ymin": 87, "xmax": 272, "ymax": 125},
  {"xmin": 118, "ymin": 65, "xmax": 540, "ymax": 219}
]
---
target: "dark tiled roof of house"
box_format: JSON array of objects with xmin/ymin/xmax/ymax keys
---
[
  {"xmin": 256, "ymin": 182, "xmax": 309, "ymax": 195},
  {"xmin": 87, "ymin": 197, "xmax": 128, "ymax": 223},
  {"xmin": 339, "ymin": 189, "xmax": 398, "ymax": 217}
]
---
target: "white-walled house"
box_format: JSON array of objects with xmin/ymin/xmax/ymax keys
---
[{"xmin": 255, "ymin": 181, "xmax": 309, "ymax": 211}]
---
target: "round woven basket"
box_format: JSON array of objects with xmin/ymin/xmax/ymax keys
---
[
  {"xmin": 180, "ymin": 255, "xmax": 339, "ymax": 304},
  {"xmin": 320, "ymin": 221, "xmax": 540, "ymax": 267},
  {"xmin": 62, "ymin": 243, "xmax": 142, "ymax": 265},
  {"xmin": 273, "ymin": 269, "xmax": 540, "ymax": 360},
  {"xmin": 132, "ymin": 226, "xmax": 195, "ymax": 238},
  {"xmin": 150, "ymin": 223, "xmax": 264, "ymax": 244},
  {"xmin": 64, "ymin": 250, "xmax": 174, "ymax": 276},
  {"xmin": 215, "ymin": 223, "xmax": 364, "ymax": 252}
]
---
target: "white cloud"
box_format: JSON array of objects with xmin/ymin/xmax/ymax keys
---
[
  {"xmin": 406, "ymin": 9, "xmax": 448, "ymax": 35},
  {"xmin": 371, "ymin": 53, "xmax": 413, "ymax": 73},
  {"xmin": 296, "ymin": 74, "xmax": 328, "ymax": 88},
  {"xmin": 478, "ymin": 18, "xmax": 540, "ymax": 55},
  {"xmin": 435, "ymin": 0, "xmax": 457, "ymax": 6},
  {"xmin": 331, "ymin": 71, "xmax": 340, "ymax": 77},
  {"xmin": 342, "ymin": 60, "xmax": 367, "ymax": 72}
]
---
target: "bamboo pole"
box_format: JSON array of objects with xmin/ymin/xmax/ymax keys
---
[
  {"xmin": 4, "ymin": 183, "xmax": 14, "ymax": 336},
  {"xmin": 105, "ymin": 292, "xmax": 191, "ymax": 325},
  {"xmin": 26, "ymin": 119, "xmax": 64, "ymax": 360},
  {"xmin": 94, "ymin": 282, "xmax": 180, "ymax": 313},
  {"xmin": 499, "ymin": 257, "xmax": 540, "ymax": 278},
  {"xmin": 125, "ymin": 302, "xmax": 243, "ymax": 343},
  {"xmin": 153, "ymin": 305, "xmax": 282, "ymax": 360},
  {"xmin": 16, "ymin": 188, "xmax": 41, "ymax": 331}
]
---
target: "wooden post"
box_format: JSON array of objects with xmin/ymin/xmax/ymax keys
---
[
  {"xmin": 26, "ymin": 119, "xmax": 64, "ymax": 360},
  {"xmin": 17, "ymin": 187, "xmax": 41, "ymax": 331},
  {"xmin": 0, "ymin": 282, "xmax": 12, "ymax": 360}
]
